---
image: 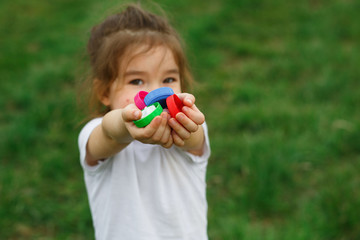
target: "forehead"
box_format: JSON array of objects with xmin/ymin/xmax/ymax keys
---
[
  {"xmin": 133, "ymin": 45, "xmax": 176, "ymax": 67},
  {"xmin": 120, "ymin": 44, "xmax": 179, "ymax": 74}
]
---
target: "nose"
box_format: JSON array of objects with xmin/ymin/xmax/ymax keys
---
[{"xmin": 147, "ymin": 82, "xmax": 162, "ymax": 92}]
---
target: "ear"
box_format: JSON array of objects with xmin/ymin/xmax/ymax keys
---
[
  {"xmin": 94, "ymin": 78, "xmax": 111, "ymax": 106},
  {"xmin": 100, "ymin": 94, "xmax": 111, "ymax": 107}
]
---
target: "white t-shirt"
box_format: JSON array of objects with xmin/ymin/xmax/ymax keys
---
[{"xmin": 78, "ymin": 118, "xmax": 211, "ymax": 240}]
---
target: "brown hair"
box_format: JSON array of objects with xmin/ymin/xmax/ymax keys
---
[{"xmin": 86, "ymin": 3, "xmax": 193, "ymax": 117}]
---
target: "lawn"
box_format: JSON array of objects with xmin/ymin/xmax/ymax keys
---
[{"xmin": 1, "ymin": 0, "xmax": 359, "ymax": 239}]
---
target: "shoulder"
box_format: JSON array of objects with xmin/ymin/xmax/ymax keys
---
[
  {"xmin": 78, "ymin": 118, "xmax": 103, "ymax": 145},
  {"xmin": 79, "ymin": 117, "xmax": 103, "ymax": 136},
  {"xmin": 78, "ymin": 118, "xmax": 104, "ymax": 171}
]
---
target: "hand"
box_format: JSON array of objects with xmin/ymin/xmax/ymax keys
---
[
  {"xmin": 122, "ymin": 104, "xmax": 173, "ymax": 148},
  {"xmin": 168, "ymin": 93, "xmax": 205, "ymax": 147}
]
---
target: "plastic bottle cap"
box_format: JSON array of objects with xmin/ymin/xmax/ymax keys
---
[
  {"xmin": 133, "ymin": 102, "xmax": 163, "ymax": 128},
  {"xmin": 166, "ymin": 94, "xmax": 184, "ymax": 118},
  {"xmin": 140, "ymin": 105, "xmax": 156, "ymax": 119},
  {"xmin": 144, "ymin": 87, "xmax": 174, "ymax": 108},
  {"xmin": 134, "ymin": 91, "xmax": 148, "ymax": 110}
]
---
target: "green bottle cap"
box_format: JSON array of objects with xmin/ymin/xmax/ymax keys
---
[{"xmin": 133, "ymin": 102, "xmax": 163, "ymax": 128}]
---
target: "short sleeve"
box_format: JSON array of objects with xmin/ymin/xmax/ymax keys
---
[
  {"xmin": 78, "ymin": 117, "xmax": 108, "ymax": 173},
  {"xmin": 184, "ymin": 122, "xmax": 211, "ymax": 163}
]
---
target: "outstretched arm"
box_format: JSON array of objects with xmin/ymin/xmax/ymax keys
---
[
  {"xmin": 86, "ymin": 104, "xmax": 173, "ymax": 166},
  {"xmin": 168, "ymin": 93, "xmax": 206, "ymax": 156}
]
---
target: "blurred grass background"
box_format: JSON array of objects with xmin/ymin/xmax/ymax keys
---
[{"xmin": 1, "ymin": 0, "xmax": 359, "ymax": 239}]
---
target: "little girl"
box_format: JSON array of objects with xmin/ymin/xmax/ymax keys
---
[{"xmin": 78, "ymin": 4, "xmax": 210, "ymax": 240}]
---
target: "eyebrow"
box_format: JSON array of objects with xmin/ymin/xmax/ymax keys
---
[
  {"xmin": 124, "ymin": 68, "xmax": 179, "ymax": 77},
  {"xmin": 124, "ymin": 70, "xmax": 146, "ymax": 77},
  {"xmin": 165, "ymin": 69, "xmax": 180, "ymax": 74}
]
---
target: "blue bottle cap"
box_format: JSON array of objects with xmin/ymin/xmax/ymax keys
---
[{"xmin": 144, "ymin": 87, "xmax": 174, "ymax": 108}]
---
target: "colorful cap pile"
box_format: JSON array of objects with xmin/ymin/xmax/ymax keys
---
[{"xmin": 133, "ymin": 87, "xmax": 184, "ymax": 128}]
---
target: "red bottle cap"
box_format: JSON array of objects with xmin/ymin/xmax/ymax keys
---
[{"xmin": 166, "ymin": 94, "xmax": 184, "ymax": 118}]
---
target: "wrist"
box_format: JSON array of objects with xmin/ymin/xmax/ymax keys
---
[
  {"xmin": 182, "ymin": 125, "xmax": 205, "ymax": 155},
  {"xmin": 102, "ymin": 109, "xmax": 132, "ymax": 144}
]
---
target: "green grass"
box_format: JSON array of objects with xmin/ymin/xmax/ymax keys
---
[{"xmin": 1, "ymin": 0, "xmax": 359, "ymax": 239}]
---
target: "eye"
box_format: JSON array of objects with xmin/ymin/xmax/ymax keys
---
[
  {"xmin": 129, "ymin": 79, "xmax": 144, "ymax": 85},
  {"xmin": 163, "ymin": 78, "xmax": 176, "ymax": 84}
]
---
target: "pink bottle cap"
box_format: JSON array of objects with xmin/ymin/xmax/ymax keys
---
[{"xmin": 134, "ymin": 91, "xmax": 148, "ymax": 110}]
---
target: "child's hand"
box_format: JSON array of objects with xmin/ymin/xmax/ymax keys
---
[
  {"xmin": 168, "ymin": 93, "xmax": 205, "ymax": 147},
  {"xmin": 122, "ymin": 104, "xmax": 173, "ymax": 148}
]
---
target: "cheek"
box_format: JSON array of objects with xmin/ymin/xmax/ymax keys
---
[
  {"xmin": 124, "ymin": 97, "xmax": 134, "ymax": 106},
  {"xmin": 118, "ymin": 98, "xmax": 131, "ymax": 109},
  {"xmin": 173, "ymin": 84, "xmax": 182, "ymax": 94}
]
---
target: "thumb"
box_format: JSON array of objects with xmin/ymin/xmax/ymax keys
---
[
  {"xmin": 177, "ymin": 93, "xmax": 195, "ymax": 107},
  {"xmin": 122, "ymin": 104, "xmax": 142, "ymax": 122}
]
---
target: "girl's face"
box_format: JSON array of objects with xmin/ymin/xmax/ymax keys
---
[{"xmin": 102, "ymin": 45, "xmax": 182, "ymax": 110}]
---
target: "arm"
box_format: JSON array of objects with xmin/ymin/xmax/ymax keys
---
[
  {"xmin": 173, "ymin": 124, "xmax": 205, "ymax": 156},
  {"xmin": 86, "ymin": 109, "xmax": 132, "ymax": 166},
  {"xmin": 86, "ymin": 104, "xmax": 173, "ymax": 166},
  {"xmin": 168, "ymin": 93, "xmax": 206, "ymax": 156}
]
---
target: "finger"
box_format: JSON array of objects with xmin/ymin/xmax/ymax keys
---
[
  {"xmin": 137, "ymin": 116, "xmax": 162, "ymax": 140},
  {"xmin": 122, "ymin": 104, "xmax": 142, "ymax": 122},
  {"xmin": 161, "ymin": 127, "xmax": 173, "ymax": 148},
  {"xmin": 177, "ymin": 93, "xmax": 195, "ymax": 107},
  {"xmin": 168, "ymin": 117, "xmax": 191, "ymax": 140},
  {"xmin": 151, "ymin": 113, "xmax": 168, "ymax": 142},
  {"xmin": 175, "ymin": 112, "xmax": 198, "ymax": 133},
  {"xmin": 162, "ymin": 138, "xmax": 173, "ymax": 148},
  {"xmin": 160, "ymin": 115, "xmax": 172, "ymax": 144},
  {"xmin": 182, "ymin": 105, "xmax": 205, "ymax": 125},
  {"xmin": 172, "ymin": 130, "xmax": 185, "ymax": 147}
]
